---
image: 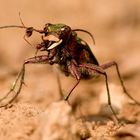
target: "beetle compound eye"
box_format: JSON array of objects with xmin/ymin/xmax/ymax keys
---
[
  {"xmin": 25, "ymin": 27, "xmax": 33, "ymax": 37},
  {"xmin": 44, "ymin": 23, "xmax": 52, "ymax": 33},
  {"xmin": 59, "ymin": 26, "xmax": 71, "ymax": 40},
  {"xmin": 45, "ymin": 23, "xmax": 52, "ymax": 27}
]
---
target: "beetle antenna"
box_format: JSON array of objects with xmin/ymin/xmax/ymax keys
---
[
  {"xmin": 72, "ymin": 29, "xmax": 95, "ymax": 45},
  {"xmin": 18, "ymin": 12, "xmax": 34, "ymax": 47},
  {"xmin": 19, "ymin": 12, "xmax": 25, "ymax": 27},
  {"xmin": 0, "ymin": 25, "xmax": 44, "ymax": 34}
]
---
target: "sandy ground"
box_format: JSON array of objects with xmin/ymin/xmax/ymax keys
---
[{"xmin": 0, "ymin": 0, "xmax": 140, "ymax": 140}]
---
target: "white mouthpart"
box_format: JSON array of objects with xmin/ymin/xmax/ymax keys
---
[
  {"xmin": 47, "ymin": 39, "xmax": 63, "ymax": 50},
  {"xmin": 43, "ymin": 34, "xmax": 59, "ymax": 42}
]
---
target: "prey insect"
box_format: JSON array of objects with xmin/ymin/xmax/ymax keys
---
[{"xmin": 0, "ymin": 23, "xmax": 140, "ymax": 121}]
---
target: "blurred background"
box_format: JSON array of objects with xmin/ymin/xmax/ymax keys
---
[{"xmin": 0, "ymin": 0, "xmax": 140, "ymax": 114}]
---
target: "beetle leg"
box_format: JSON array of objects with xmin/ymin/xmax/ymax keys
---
[
  {"xmin": 79, "ymin": 63, "xmax": 119, "ymax": 122},
  {"xmin": 25, "ymin": 55, "xmax": 49, "ymax": 64},
  {"xmin": 64, "ymin": 80, "xmax": 80, "ymax": 101},
  {"xmin": 100, "ymin": 61, "xmax": 140, "ymax": 106},
  {"xmin": 64, "ymin": 60, "xmax": 81, "ymax": 101},
  {"xmin": 0, "ymin": 55, "xmax": 49, "ymax": 108},
  {"xmin": 55, "ymin": 72, "xmax": 64, "ymax": 99},
  {"xmin": 0, "ymin": 64, "xmax": 25, "ymax": 107}
]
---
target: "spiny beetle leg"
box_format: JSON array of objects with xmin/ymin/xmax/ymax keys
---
[
  {"xmin": 0, "ymin": 64, "xmax": 25, "ymax": 108},
  {"xmin": 0, "ymin": 55, "xmax": 49, "ymax": 108},
  {"xmin": 25, "ymin": 55, "xmax": 49, "ymax": 64},
  {"xmin": 79, "ymin": 63, "xmax": 119, "ymax": 122},
  {"xmin": 100, "ymin": 61, "xmax": 140, "ymax": 106}
]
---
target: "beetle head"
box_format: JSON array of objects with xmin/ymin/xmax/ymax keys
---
[
  {"xmin": 36, "ymin": 23, "xmax": 72, "ymax": 52},
  {"xmin": 44, "ymin": 23, "xmax": 71, "ymax": 38}
]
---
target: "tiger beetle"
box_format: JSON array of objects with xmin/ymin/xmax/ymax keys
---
[{"xmin": 0, "ymin": 22, "xmax": 139, "ymax": 122}]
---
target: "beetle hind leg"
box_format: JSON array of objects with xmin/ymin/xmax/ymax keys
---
[
  {"xmin": 100, "ymin": 61, "xmax": 140, "ymax": 106},
  {"xmin": 79, "ymin": 64, "xmax": 119, "ymax": 122}
]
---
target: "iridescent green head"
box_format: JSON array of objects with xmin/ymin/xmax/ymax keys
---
[{"xmin": 44, "ymin": 23, "xmax": 71, "ymax": 39}]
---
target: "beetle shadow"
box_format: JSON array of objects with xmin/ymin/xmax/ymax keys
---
[{"xmin": 76, "ymin": 103, "xmax": 132, "ymax": 124}]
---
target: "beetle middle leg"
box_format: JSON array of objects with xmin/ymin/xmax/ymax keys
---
[
  {"xmin": 100, "ymin": 61, "xmax": 140, "ymax": 106},
  {"xmin": 64, "ymin": 80, "xmax": 80, "ymax": 101},
  {"xmin": 0, "ymin": 55, "xmax": 49, "ymax": 108},
  {"xmin": 64, "ymin": 60, "xmax": 81, "ymax": 101}
]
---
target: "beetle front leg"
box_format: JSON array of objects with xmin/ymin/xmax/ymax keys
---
[
  {"xmin": 0, "ymin": 64, "xmax": 25, "ymax": 107},
  {"xmin": 100, "ymin": 61, "xmax": 140, "ymax": 106},
  {"xmin": 0, "ymin": 55, "xmax": 49, "ymax": 108}
]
